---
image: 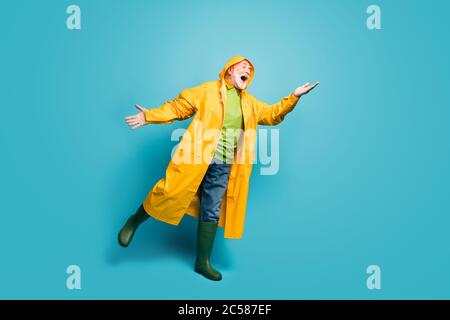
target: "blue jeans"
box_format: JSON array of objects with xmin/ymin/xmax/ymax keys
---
[{"xmin": 199, "ymin": 157, "xmax": 232, "ymax": 222}]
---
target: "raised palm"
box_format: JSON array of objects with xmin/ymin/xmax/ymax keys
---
[{"xmin": 293, "ymin": 82, "xmax": 319, "ymax": 97}]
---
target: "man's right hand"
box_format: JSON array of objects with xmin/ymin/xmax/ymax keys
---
[{"xmin": 125, "ymin": 104, "xmax": 147, "ymax": 129}]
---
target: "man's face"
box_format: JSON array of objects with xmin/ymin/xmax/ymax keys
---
[{"xmin": 227, "ymin": 60, "xmax": 252, "ymax": 90}]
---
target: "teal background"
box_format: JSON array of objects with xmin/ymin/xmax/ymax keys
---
[{"xmin": 1, "ymin": 0, "xmax": 449, "ymax": 299}]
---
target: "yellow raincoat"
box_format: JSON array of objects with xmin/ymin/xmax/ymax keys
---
[{"xmin": 142, "ymin": 56, "xmax": 300, "ymax": 239}]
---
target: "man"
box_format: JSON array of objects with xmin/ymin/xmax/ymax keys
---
[{"xmin": 119, "ymin": 56, "xmax": 319, "ymax": 281}]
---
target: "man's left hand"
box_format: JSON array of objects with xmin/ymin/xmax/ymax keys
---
[{"xmin": 293, "ymin": 82, "xmax": 319, "ymax": 97}]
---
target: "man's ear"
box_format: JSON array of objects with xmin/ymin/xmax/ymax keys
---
[{"xmin": 227, "ymin": 66, "xmax": 234, "ymax": 76}]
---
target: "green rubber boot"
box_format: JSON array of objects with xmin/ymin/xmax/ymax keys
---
[
  {"xmin": 194, "ymin": 220, "xmax": 222, "ymax": 281},
  {"xmin": 118, "ymin": 204, "xmax": 149, "ymax": 247}
]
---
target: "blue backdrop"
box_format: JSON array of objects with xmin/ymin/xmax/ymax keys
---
[{"xmin": 1, "ymin": 0, "xmax": 449, "ymax": 299}]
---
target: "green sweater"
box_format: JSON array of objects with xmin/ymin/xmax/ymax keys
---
[{"xmin": 213, "ymin": 87, "xmax": 243, "ymax": 163}]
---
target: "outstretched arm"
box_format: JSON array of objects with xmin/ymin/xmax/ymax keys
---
[
  {"xmin": 254, "ymin": 82, "xmax": 319, "ymax": 126},
  {"xmin": 125, "ymin": 89, "xmax": 199, "ymax": 129}
]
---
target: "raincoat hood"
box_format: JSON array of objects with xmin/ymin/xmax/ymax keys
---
[{"xmin": 219, "ymin": 56, "xmax": 255, "ymax": 90}]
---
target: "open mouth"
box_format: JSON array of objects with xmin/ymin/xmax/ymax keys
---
[{"xmin": 240, "ymin": 75, "xmax": 249, "ymax": 82}]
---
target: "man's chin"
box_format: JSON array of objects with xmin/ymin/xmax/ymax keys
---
[{"xmin": 236, "ymin": 81, "xmax": 247, "ymax": 90}]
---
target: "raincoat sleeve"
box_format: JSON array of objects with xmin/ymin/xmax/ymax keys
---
[
  {"xmin": 252, "ymin": 94, "xmax": 301, "ymax": 126},
  {"xmin": 143, "ymin": 87, "xmax": 201, "ymax": 124}
]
